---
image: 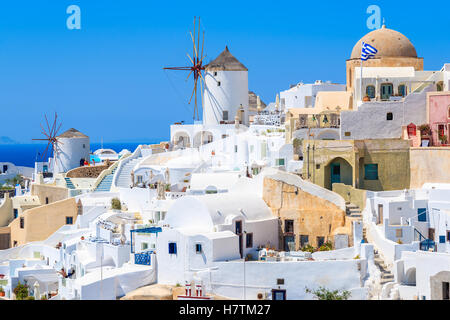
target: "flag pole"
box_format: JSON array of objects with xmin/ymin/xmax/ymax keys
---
[{"xmin": 360, "ymin": 58, "xmax": 363, "ymax": 102}]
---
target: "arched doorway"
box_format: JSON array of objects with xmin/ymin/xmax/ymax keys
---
[
  {"xmin": 193, "ymin": 131, "xmax": 214, "ymax": 148},
  {"xmin": 172, "ymin": 131, "xmax": 191, "ymax": 148},
  {"xmin": 325, "ymin": 157, "xmax": 353, "ymax": 190}
]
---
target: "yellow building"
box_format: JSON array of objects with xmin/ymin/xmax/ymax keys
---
[
  {"xmin": 302, "ymin": 139, "xmax": 411, "ymax": 191},
  {"xmin": 9, "ymin": 197, "xmax": 78, "ymax": 247}
]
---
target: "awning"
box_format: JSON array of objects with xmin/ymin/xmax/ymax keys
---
[{"xmin": 23, "ymin": 272, "xmax": 59, "ymax": 285}]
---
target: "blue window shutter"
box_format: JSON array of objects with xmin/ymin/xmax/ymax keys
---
[
  {"xmin": 169, "ymin": 242, "xmax": 177, "ymax": 254},
  {"xmin": 417, "ymin": 208, "xmax": 427, "ymax": 222},
  {"xmin": 439, "ymin": 236, "xmax": 446, "ymax": 244},
  {"xmin": 364, "ymin": 164, "xmax": 378, "ymax": 180}
]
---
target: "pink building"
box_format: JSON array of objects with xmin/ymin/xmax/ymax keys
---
[{"xmin": 427, "ymin": 92, "xmax": 450, "ymax": 146}]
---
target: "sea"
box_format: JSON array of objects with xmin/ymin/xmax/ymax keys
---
[{"xmin": 0, "ymin": 142, "xmax": 157, "ymax": 167}]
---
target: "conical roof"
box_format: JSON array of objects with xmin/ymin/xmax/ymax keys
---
[
  {"xmin": 57, "ymin": 128, "xmax": 88, "ymax": 138},
  {"xmin": 205, "ymin": 46, "xmax": 248, "ymax": 71}
]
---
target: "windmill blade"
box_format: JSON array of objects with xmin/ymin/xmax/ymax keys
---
[
  {"xmin": 197, "ymin": 17, "xmax": 200, "ymax": 63},
  {"xmin": 188, "ymin": 80, "xmax": 196, "ymax": 105},
  {"xmin": 41, "ymin": 142, "xmax": 50, "ymax": 161},
  {"xmin": 200, "ymin": 30, "xmax": 205, "ymax": 61},
  {"xmin": 163, "ymin": 66, "xmax": 192, "ymax": 71},
  {"xmin": 185, "ymin": 69, "xmax": 193, "ymax": 81},
  {"xmin": 189, "ymin": 32, "xmax": 198, "ymax": 59},
  {"xmin": 54, "ymin": 122, "xmax": 62, "ymax": 137},
  {"xmin": 186, "ymin": 53, "xmax": 194, "ymax": 65},
  {"xmin": 45, "ymin": 114, "xmax": 52, "ymax": 138},
  {"xmin": 40, "ymin": 124, "xmax": 50, "ymax": 139}
]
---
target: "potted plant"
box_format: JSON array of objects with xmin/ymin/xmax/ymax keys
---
[
  {"xmin": 0, "ymin": 286, "xmax": 5, "ymax": 297},
  {"xmin": 111, "ymin": 197, "xmax": 121, "ymax": 211},
  {"xmin": 13, "ymin": 282, "xmax": 29, "ymax": 300},
  {"xmin": 439, "ymin": 134, "xmax": 448, "ymax": 145}
]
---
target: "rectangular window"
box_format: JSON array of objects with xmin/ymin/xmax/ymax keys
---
[
  {"xmin": 217, "ymin": 81, "xmax": 221, "ymax": 86},
  {"xmin": 364, "ymin": 164, "xmax": 378, "ymax": 180},
  {"xmin": 195, "ymin": 243, "xmax": 202, "ymax": 253},
  {"xmin": 235, "ymin": 220, "xmax": 242, "ymax": 234},
  {"xmin": 246, "ymin": 233, "xmax": 253, "ymax": 248},
  {"xmin": 417, "ymin": 208, "xmax": 427, "ymax": 222},
  {"xmin": 20, "ymin": 217, "xmax": 24, "ymax": 229},
  {"xmin": 285, "ymin": 220, "xmax": 294, "ymax": 233},
  {"xmin": 223, "ymin": 111, "xmax": 228, "ymax": 121},
  {"xmin": 344, "ymin": 131, "xmax": 351, "ymax": 137},
  {"xmin": 168, "ymin": 242, "xmax": 177, "ymax": 254},
  {"xmin": 45, "ymin": 197, "xmax": 49, "ymax": 204},
  {"xmin": 13, "ymin": 209, "xmax": 18, "ymax": 219},
  {"xmin": 387, "ymin": 112, "xmax": 393, "ymax": 120},
  {"xmin": 396, "ymin": 229, "xmax": 403, "ymax": 238},
  {"xmin": 137, "ymin": 175, "xmax": 143, "ymax": 183},
  {"xmin": 66, "ymin": 217, "xmax": 73, "ymax": 225},
  {"xmin": 300, "ymin": 235, "xmax": 309, "ymax": 248},
  {"xmin": 141, "ymin": 242, "xmax": 148, "ymax": 250},
  {"xmin": 234, "ymin": 145, "xmax": 238, "ymax": 153},
  {"xmin": 317, "ymin": 236, "xmax": 325, "ymax": 247},
  {"xmin": 276, "ymin": 158, "xmax": 285, "ymax": 166},
  {"xmin": 440, "ymin": 235, "xmax": 446, "ymax": 244}
]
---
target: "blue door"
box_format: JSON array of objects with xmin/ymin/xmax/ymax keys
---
[{"xmin": 331, "ymin": 163, "xmax": 340, "ymax": 186}]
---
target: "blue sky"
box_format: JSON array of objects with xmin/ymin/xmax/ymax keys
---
[{"xmin": 0, "ymin": 0, "xmax": 448, "ymax": 143}]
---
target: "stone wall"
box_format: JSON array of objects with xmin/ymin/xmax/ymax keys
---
[
  {"xmin": 332, "ymin": 183, "xmax": 367, "ymax": 210},
  {"xmin": 66, "ymin": 164, "xmax": 111, "ymax": 178},
  {"xmin": 410, "ymin": 147, "xmax": 450, "ymax": 188},
  {"xmin": 263, "ymin": 177, "xmax": 352, "ymax": 249}
]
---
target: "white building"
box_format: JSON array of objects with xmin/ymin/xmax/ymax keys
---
[
  {"xmin": 280, "ymin": 80, "xmax": 346, "ymax": 111},
  {"xmin": 203, "ymin": 46, "xmax": 249, "ymax": 126},
  {"xmin": 53, "ymin": 128, "xmax": 90, "ymax": 173}
]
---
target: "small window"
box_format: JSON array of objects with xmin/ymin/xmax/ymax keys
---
[
  {"xmin": 223, "ymin": 111, "xmax": 228, "ymax": 121},
  {"xmin": 66, "ymin": 217, "xmax": 73, "ymax": 225},
  {"xmin": 418, "ymin": 208, "xmax": 427, "ymax": 222},
  {"xmin": 141, "ymin": 242, "xmax": 148, "ymax": 250},
  {"xmin": 300, "ymin": 235, "xmax": 309, "ymax": 248},
  {"xmin": 214, "ymin": 71, "xmax": 217, "ymax": 76},
  {"xmin": 137, "ymin": 175, "xmax": 143, "ymax": 183},
  {"xmin": 396, "ymin": 229, "xmax": 403, "ymax": 238},
  {"xmin": 45, "ymin": 197, "xmax": 49, "ymax": 204},
  {"xmin": 364, "ymin": 164, "xmax": 378, "ymax": 180},
  {"xmin": 234, "ymin": 145, "xmax": 238, "ymax": 153},
  {"xmin": 366, "ymin": 85, "xmax": 375, "ymax": 99},
  {"xmin": 398, "ymin": 84, "xmax": 407, "ymax": 97},
  {"xmin": 276, "ymin": 158, "xmax": 285, "ymax": 166},
  {"xmin": 317, "ymin": 236, "xmax": 325, "ymax": 247},
  {"xmin": 235, "ymin": 220, "xmax": 242, "ymax": 234},
  {"xmin": 344, "ymin": 131, "xmax": 351, "ymax": 137},
  {"xmin": 217, "ymin": 81, "xmax": 221, "ymax": 87},
  {"xmin": 246, "ymin": 233, "xmax": 253, "ymax": 248},
  {"xmin": 316, "ymin": 164, "xmax": 320, "ymax": 169},
  {"xmin": 83, "ymin": 144, "xmax": 86, "ymax": 149},
  {"xmin": 195, "ymin": 243, "xmax": 202, "ymax": 253},
  {"xmin": 277, "ymin": 278, "xmax": 285, "ymax": 285},
  {"xmin": 168, "ymin": 242, "xmax": 177, "ymax": 254},
  {"xmin": 387, "ymin": 112, "xmax": 393, "ymax": 121},
  {"xmin": 13, "ymin": 209, "xmax": 18, "ymax": 219},
  {"xmin": 20, "ymin": 217, "xmax": 24, "ymax": 229},
  {"xmin": 285, "ymin": 220, "xmax": 294, "ymax": 233},
  {"xmin": 440, "ymin": 236, "xmax": 446, "ymax": 244}
]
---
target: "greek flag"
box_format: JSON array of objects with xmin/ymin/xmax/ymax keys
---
[{"xmin": 361, "ymin": 42, "xmax": 378, "ymax": 61}]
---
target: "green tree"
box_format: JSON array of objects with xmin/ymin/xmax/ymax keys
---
[
  {"xmin": 13, "ymin": 281, "xmax": 29, "ymax": 300},
  {"xmin": 305, "ymin": 286, "xmax": 351, "ymax": 300},
  {"xmin": 5, "ymin": 174, "xmax": 24, "ymax": 188}
]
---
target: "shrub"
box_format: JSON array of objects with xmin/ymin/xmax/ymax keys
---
[
  {"xmin": 354, "ymin": 255, "xmax": 360, "ymax": 259},
  {"xmin": 26, "ymin": 296, "xmax": 35, "ymax": 300},
  {"xmin": 301, "ymin": 244, "xmax": 315, "ymax": 253},
  {"xmin": 318, "ymin": 241, "xmax": 333, "ymax": 251},
  {"xmin": 397, "ymin": 239, "xmax": 403, "ymax": 244},
  {"xmin": 40, "ymin": 295, "xmax": 48, "ymax": 300},
  {"xmin": 305, "ymin": 286, "xmax": 351, "ymax": 300},
  {"xmin": 111, "ymin": 198, "xmax": 121, "ymax": 210},
  {"xmin": 13, "ymin": 282, "xmax": 29, "ymax": 300}
]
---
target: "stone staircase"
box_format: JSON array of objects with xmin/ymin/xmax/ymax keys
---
[
  {"xmin": 345, "ymin": 202, "xmax": 362, "ymax": 219},
  {"xmin": 369, "ymin": 249, "xmax": 395, "ymax": 299},
  {"xmin": 94, "ymin": 168, "xmax": 117, "ymax": 192},
  {"xmin": 64, "ymin": 177, "xmax": 75, "ymax": 190},
  {"xmin": 116, "ymin": 157, "xmax": 143, "ymax": 188}
]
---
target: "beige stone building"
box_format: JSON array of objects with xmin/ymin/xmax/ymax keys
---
[
  {"xmin": 262, "ymin": 172, "xmax": 355, "ymax": 250},
  {"xmin": 9, "ymin": 197, "xmax": 78, "ymax": 247}
]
